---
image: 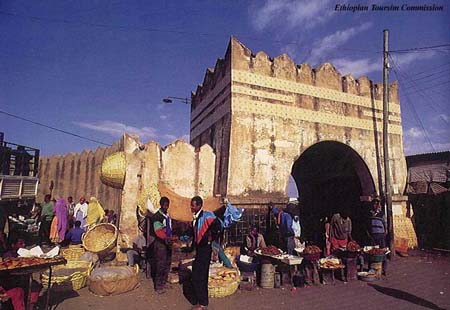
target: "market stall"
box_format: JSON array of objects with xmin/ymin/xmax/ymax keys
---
[{"xmin": 0, "ymin": 256, "xmax": 66, "ymax": 310}]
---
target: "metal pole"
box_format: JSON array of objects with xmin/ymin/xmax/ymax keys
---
[{"xmin": 383, "ymin": 29, "xmax": 395, "ymax": 257}]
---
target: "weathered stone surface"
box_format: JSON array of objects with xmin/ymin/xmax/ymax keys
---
[{"xmin": 190, "ymin": 37, "xmax": 413, "ymax": 247}]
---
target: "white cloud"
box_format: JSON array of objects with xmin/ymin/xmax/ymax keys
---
[
  {"xmin": 76, "ymin": 120, "xmax": 158, "ymax": 140},
  {"xmin": 251, "ymin": 0, "xmax": 334, "ymax": 31},
  {"xmin": 403, "ymin": 126, "xmax": 450, "ymax": 155},
  {"xmin": 307, "ymin": 23, "xmax": 372, "ymax": 65},
  {"xmin": 330, "ymin": 57, "xmax": 380, "ymax": 76},
  {"xmin": 160, "ymin": 114, "xmax": 168, "ymax": 120},
  {"xmin": 391, "ymin": 51, "xmax": 436, "ymax": 68},
  {"xmin": 404, "ymin": 127, "xmax": 424, "ymax": 139}
]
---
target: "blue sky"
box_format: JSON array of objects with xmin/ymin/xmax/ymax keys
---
[{"xmin": 0, "ymin": 0, "xmax": 449, "ymax": 157}]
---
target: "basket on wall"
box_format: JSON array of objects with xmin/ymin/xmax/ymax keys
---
[
  {"xmin": 82, "ymin": 223, "xmax": 118, "ymax": 257},
  {"xmin": 100, "ymin": 152, "xmax": 126, "ymax": 189}
]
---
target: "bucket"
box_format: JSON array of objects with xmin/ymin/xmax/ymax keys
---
[
  {"xmin": 343, "ymin": 258, "xmax": 358, "ymax": 281},
  {"xmin": 274, "ymin": 272, "xmax": 281, "ymax": 288},
  {"xmin": 260, "ymin": 263, "xmax": 275, "ymax": 288},
  {"xmin": 370, "ymin": 262, "xmax": 383, "ymax": 278}
]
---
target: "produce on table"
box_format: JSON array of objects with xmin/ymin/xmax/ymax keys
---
[
  {"xmin": 0, "ymin": 257, "xmax": 58, "ymax": 270},
  {"xmin": 319, "ymin": 258, "xmax": 345, "ymax": 269},
  {"xmin": 368, "ymin": 248, "xmax": 386, "ymax": 255},
  {"xmin": 346, "ymin": 241, "xmax": 361, "ymax": 252},
  {"xmin": 303, "ymin": 245, "xmax": 321, "ymax": 255},
  {"xmin": 260, "ymin": 246, "xmax": 282, "ymax": 256}
]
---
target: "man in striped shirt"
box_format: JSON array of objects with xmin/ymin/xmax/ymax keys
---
[{"xmin": 150, "ymin": 196, "xmax": 174, "ymax": 294}]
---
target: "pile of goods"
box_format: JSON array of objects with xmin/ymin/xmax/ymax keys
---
[
  {"xmin": 0, "ymin": 257, "xmax": 59, "ymax": 270},
  {"xmin": 368, "ymin": 248, "xmax": 386, "ymax": 255},
  {"xmin": 346, "ymin": 241, "xmax": 361, "ymax": 252},
  {"xmin": 260, "ymin": 246, "xmax": 282, "ymax": 256},
  {"xmin": 303, "ymin": 245, "xmax": 321, "ymax": 261},
  {"xmin": 319, "ymin": 258, "xmax": 344, "ymax": 269},
  {"xmin": 208, "ymin": 267, "xmax": 239, "ymax": 286},
  {"xmin": 304, "ymin": 245, "xmax": 321, "ymax": 255},
  {"xmin": 88, "ymin": 265, "xmax": 139, "ymax": 296},
  {"xmin": 357, "ymin": 271, "xmax": 378, "ymax": 282},
  {"xmin": 208, "ymin": 266, "xmax": 240, "ymax": 298}
]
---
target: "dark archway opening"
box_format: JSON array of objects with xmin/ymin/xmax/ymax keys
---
[{"xmin": 292, "ymin": 141, "xmax": 376, "ymax": 246}]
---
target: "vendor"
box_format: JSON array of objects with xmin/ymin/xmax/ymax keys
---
[
  {"xmin": 1, "ymin": 238, "xmax": 41, "ymax": 309},
  {"xmin": 271, "ymin": 206, "xmax": 295, "ymax": 254},
  {"xmin": 244, "ymin": 225, "xmax": 266, "ymax": 256},
  {"xmin": 2, "ymin": 238, "xmax": 25, "ymax": 259},
  {"xmin": 329, "ymin": 210, "xmax": 353, "ymax": 253}
]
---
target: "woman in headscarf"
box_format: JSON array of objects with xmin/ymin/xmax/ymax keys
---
[
  {"xmin": 55, "ymin": 198, "xmax": 68, "ymax": 242},
  {"xmin": 50, "ymin": 198, "xmax": 68, "ymax": 243},
  {"xmin": 86, "ymin": 197, "xmax": 105, "ymax": 229}
]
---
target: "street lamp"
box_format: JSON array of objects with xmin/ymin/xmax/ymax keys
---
[{"xmin": 162, "ymin": 96, "xmax": 191, "ymax": 104}]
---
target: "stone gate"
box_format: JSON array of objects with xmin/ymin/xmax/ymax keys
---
[{"xmin": 189, "ymin": 37, "xmax": 416, "ymax": 247}]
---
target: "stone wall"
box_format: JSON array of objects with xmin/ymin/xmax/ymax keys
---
[
  {"xmin": 37, "ymin": 141, "xmax": 123, "ymax": 210},
  {"xmin": 117, "ymin": 134, "xmax": 216, "ymax": 247}
]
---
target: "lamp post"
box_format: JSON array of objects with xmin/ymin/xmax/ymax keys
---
[{"xmin": 162, "ymin": 96, "xmax": 191, "ymax": 104}]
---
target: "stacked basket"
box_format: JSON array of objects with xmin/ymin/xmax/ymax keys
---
[
  {"xmin": 82, "ymin": 223, "xmax": 118, "ymax": 259},
  {"xmin": 41, "ymin": 261, "xmax": 93, "ymax": 290}
]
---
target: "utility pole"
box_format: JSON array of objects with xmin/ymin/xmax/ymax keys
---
[{"xmin": 383, "ymin": 29, "xmax": 395, "ymax": 257}]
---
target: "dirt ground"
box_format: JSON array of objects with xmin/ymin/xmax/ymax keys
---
[{"xmin": 47, "ymin": 251, "xmax": 449, "ymax": 310}]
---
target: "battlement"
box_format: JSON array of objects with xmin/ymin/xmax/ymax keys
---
[{"xmin": 191, "ymin": 37, "xmax": 399, "ymax": 107}]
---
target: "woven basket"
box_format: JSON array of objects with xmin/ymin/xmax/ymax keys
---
[
  {"xmin": 61, "ymin": 245, "xmax": 85, "ymax": 261},
  {"xmin": 41, "ymin": 261, "xmax": 93, "ymax": 290},
  {"xmin": 100, "ymin": 152, "xmax": 126, "ymax": 189},
  {"xmin": 208, "ymin": 268, "xmax": 240, "ymax": 298},
  {"xmin": 209, "ymin": 279, "xmax": 240, "ymax": 298},
  {"xmin": 88, "ymin": 265, "xmax": 139, "ymax": 296},
  {"xmin": 82, "ymin": 223, "xmax": 118, "ymax": 256}
]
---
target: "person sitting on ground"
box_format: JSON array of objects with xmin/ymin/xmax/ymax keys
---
[
  {"xmin": 0, "ymin": 285, "xmax": 26, "ymax": 310},
  {"xmin": 64, "ymin": 221, "xmax": 85, "ymax": 245},
  {"xmin": 244, "ymin": 225, "xmax": 266, "ymax": 257},
  {"xmin": 126, "ymin": 232, "xmax": 147, "ymax": 267}
]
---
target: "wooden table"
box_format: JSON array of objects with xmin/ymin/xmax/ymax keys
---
[{"xmin": 0, "ymin": 257, "xmax": 66, "ymax": 310}]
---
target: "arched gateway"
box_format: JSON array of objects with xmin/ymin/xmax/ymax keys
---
[
  {"xmin": 292, "ymin": 141, "xmax": 376, "ymax": 244},
  {"xmin": 189, "ymin": 37, "xmax": 417, "ymax": 247}
]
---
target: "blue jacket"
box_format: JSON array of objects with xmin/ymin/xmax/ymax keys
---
[{"xmin": 279, "ymin": 212, "xmax": 294, "ymax": 237}]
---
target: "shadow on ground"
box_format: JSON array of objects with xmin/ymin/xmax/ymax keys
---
[{"xmin": 368, "ymin": 284, "xmax": 446, "ymax": 310}]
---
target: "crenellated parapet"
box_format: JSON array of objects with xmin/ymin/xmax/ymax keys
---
[{"xmin": 192, "ymin": 37, "xmax": 399, "ymax": 105}]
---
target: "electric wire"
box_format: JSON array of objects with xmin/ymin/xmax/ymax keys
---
[
  {"xmin": 389, "ymin": 58, "xmax": 436, "ymax": 152},
  {"xmin": 0, "ymin": 110, "xmax": 112, "ymax": 146},
  {"xmin": 390, "ymin": 55, "xmax": 450, "ymax": 126}
]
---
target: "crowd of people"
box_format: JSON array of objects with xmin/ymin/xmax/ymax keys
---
[
  {"xmin": 0, "ymin": 194, "xmax": 119, "ymax": 310},
  {"xmin": 36, "ymin": 194, "xmax": 117, "ymax": 247},
  {"xmin": 1, "ymin": 193, "xmax": 389, "ymax": 310}
]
